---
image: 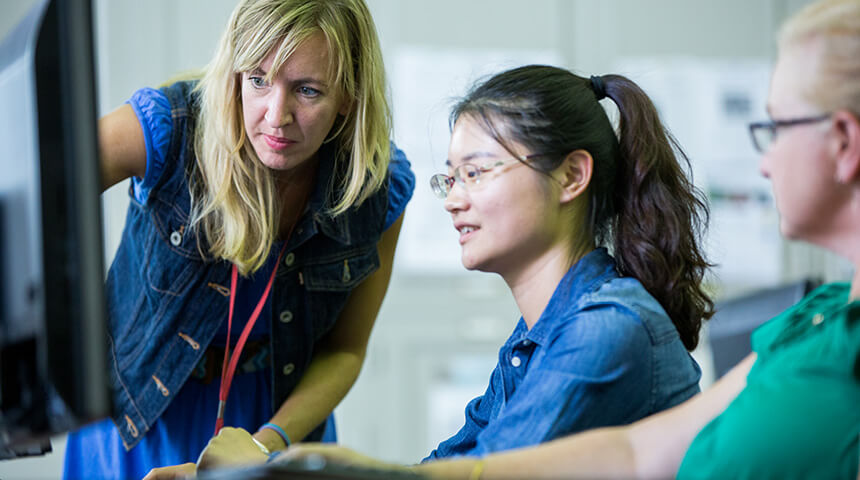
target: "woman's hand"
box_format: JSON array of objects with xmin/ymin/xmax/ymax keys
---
[
  {"xmin": 196, "ymin": 427, "xmax": 269, "ymax": 471},
  {"xmin": 141, "ymin": 462, "xmax": 196, "ymax": 480}
]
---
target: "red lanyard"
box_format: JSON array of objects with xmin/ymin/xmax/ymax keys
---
[
  {"xmin": 212, "ymin": 189, "xmax": 307, "ymax": 435},
  {"xmin": 214, "ymin": 242, "xmax": 287, "ymax": 435}
]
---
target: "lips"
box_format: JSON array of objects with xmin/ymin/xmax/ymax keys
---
[
  {"xmin": 263, "ymin": 134, "xmax": 295, "ymax": 151},
  {"xmin": 454, "ymin": 223, "xmax": 479, "ymax": 244}
]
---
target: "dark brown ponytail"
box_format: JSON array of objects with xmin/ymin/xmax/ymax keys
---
[
  {"xmin": 451, "ymin": 65, "xmax": 714, "ymax": 350},
  {"xmin": 600, "ymin": 75, "xmax": 714, "ymax": 350}
]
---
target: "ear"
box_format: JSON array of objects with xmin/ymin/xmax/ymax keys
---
[
  {"xmin": 557, "ymin": 149, "xmax": 593, "ymax": 204},
  {"xmin": 832, "ymin": 110, "xmax": 860, "ymax": 184}
]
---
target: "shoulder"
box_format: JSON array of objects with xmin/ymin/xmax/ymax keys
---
[
  {"xmin": 542, "ymin": 299, "xmax": 652, "ymax": 373},
  {"xmin": 557, "ymin": 276, "xmax": 668, "ymax": 339},
  {"xmin": 752, "ymin": 282, "xmax": 853, "ymax": 353},
  {"xmin": 157, "ymin": 80, "xmax": 200, "ymax": 112},
  {"xmin": 128, "ymin": 87, "xmax": 172, "ymax": 142},
  {"xmin": 383, "ymin": 142, "xmax": 415, "ymax": 230},
  {"xmin": 582, "ymin": 276, "xmax": 679, "ymax": 345}
]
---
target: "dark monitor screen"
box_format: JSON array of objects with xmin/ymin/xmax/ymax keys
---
[{"xmin": 0, "ymin": 0, "xmax": 110, "ymax": 458}]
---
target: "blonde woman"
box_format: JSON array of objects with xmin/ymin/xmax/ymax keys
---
[
  {"xmin": 62, "ymin": 0, "xmax": 414, "ymax": 478},
  {"xmin": 234, "ymin": 0, "xmax": 858, "ymax": 477}
]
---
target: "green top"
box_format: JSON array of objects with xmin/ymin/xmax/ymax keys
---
[{"xmin": 678, "ymin": 283, "xmax": 860, "ymax": 479}]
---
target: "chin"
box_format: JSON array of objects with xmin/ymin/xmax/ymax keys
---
[
  {"xmin": 460, "ymin": 255, "xmax": 499, "ymax": 274},
  {"xmin": 460, "ymin": 254, "xmax": 484, "ymax": 272},
  {"xmin": 778, "ymin": 220, "xmax": 802, "ymax": 240}
]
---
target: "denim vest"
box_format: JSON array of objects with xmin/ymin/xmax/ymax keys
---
[{"xmin": 106, "ymin": 81, "xmax": 388, "ymax": 450}]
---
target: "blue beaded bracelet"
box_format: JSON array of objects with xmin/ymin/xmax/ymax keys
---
[{"xmin": 259, "ymin": 422, "xmax": 291, "ymax": 447}]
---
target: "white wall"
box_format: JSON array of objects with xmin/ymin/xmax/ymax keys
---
[{"xmin": 1, "ymin": 0, "xmax": 844, "ymax": 477}]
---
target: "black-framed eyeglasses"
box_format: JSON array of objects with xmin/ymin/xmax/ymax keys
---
[
  {"xmin": 748, "ymin": 113, "xmax": 831, "ymax": 153},
  {"xmin": 429, "ymin": 154, "xmax": 547, "ymax": 199}
]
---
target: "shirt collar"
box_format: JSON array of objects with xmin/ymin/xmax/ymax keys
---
[{"xmin": 524, "ymin": 247, "xmax": 619, "ymax": 346}]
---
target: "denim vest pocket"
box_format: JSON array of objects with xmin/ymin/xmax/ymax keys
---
[
  {"xmin": 143, "ymin": 197, "xmax": 202, "ymax": 299},
  {"xmin": 301, "ymin": 245, "xmax": 379, "ymax": 338},
  {"xmin": 302, "ymin": 246, "xmax": 379, "ymax": 290}
]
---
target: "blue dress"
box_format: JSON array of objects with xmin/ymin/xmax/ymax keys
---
[{"xmin": 63, "ymin": 87, "xmax": 414, "ymax": 480}]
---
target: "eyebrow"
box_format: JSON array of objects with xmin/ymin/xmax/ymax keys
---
[
  {"xmin": 446, "ymin": 151, "xmax": 499, "ymax": 167},
  {"xmin": 290, "ymin": 77, "xmax": 330, "ymax": 89}
]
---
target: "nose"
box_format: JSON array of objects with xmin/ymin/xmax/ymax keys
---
[
  {"xmin": 264, "ymin": 88, "xmax": 294, "ymax": 127},
  {"xmin": 443, "ymin": 181, "xmax": 468, "ymax": 214}
]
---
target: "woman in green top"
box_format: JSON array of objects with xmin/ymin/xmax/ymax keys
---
[{"xmin": 195, "ymin": 0, "xmax": 860, "ymax": 477}]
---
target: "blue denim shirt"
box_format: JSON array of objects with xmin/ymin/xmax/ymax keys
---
[
  {"xmin": 424, "ymin": 248, "xmax": 701, "ymax": 460},
  {"xmin": 107, "ymin": 81, "xmax": 413, "ymax": 450}
]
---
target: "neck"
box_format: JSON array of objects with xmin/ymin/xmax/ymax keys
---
[
  {"xmin": 275, "ymin": 161, "xmax": 317, "ymax": 239},
  {"xmin": 803, "ymin": 211, "xmax": 860, "ymax": 301},
  {"xmin": 504, "ymin": 241, "xmax": 594, "ymax": 330}
]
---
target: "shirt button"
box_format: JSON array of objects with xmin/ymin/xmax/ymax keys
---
[
  {"xmin": 284, "ymin": 252, "xmax": 295, "ymax": 267},
  {"xmin": 511, "ymin": 356, "xmax": 522, "ymax": 368},
  {"xmin": 282, "ymin": 363, "xmax": 295, "ymax": 376},
  {"xmin": 170, "ymin": 231, "xmax": 182, "ymax": 246},
  {"xmin": 522, "ymin": 339, "xmax": 531, "ymax": 347},
  {"xmin": 279, "ymin": 310, "xmax": 293, "ymax": 323},
  {"xmin": 811, "ymin": 313, "xmax": 824, "ymax": 326}
]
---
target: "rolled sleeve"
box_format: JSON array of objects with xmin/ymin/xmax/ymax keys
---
[
  {"xmin": 127, "ymin": 87, "xmax": 172, "ymax": 205},
  {"xmin": 383, "ymin": 142, "xmax": 415, "ymax": 230}
]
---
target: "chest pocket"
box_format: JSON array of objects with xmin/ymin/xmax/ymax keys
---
[
  {"xmin": 143, "ymin": 197, "xmax": 203, "ymax": 301},
  {"xmin": 300, "ymin": 245, "xmax": 379, "ymax": 339}
]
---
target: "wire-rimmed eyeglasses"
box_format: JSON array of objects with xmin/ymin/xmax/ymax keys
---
[
  {"xmin": 429, "ymin": 155, "xmax": 545, "ymax": 199},
  {"xmin": 748, "ymin": 113, "xmax": 831, "ymax": 153}
]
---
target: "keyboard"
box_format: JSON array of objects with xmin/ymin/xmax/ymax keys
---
[{"xmin": 198, "ymin": 455, "xmax": 427, "ymax": 480}]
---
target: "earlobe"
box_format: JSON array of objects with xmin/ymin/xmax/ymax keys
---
[
  {"xmin": 558, "ymin": 150, "xmax": 593, "ymax": 204},
  {"xmin": 833, "ymin": 110, "xmax": 860, "ymax": 184}
]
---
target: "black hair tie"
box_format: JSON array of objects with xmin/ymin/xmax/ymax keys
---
[{"xmin": 590, "ymin": 75, "xmax": 607, "ymax": 101}]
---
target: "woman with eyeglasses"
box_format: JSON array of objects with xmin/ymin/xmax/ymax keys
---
[
  {"xmin": 194, "ymin": 50, "xmax": 715, "ymax": 472},
  {"xmin": 233, "ymin": 0, "xmax": 859, "ymax": 478}
]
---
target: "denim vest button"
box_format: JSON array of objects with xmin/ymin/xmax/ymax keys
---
[
  {"xmin": 170, "ymin": 231, "xmax": 182, "ymax": 246},
  {"xmin": 279, "ymin": 310, "xmax": 293, "ymax": 323},
  {"xmin": 522, "ymin": 339, "xmax": 531, "ymax": 346},
  {"xmin": 282, "ymin": 363, "xmax": 295, "ymax": 375},
  {"xmin": 510, "ymin": 356, "xmax": 522, "ymax": 367},
  {"xmin": 284, "ymin": 253, "xmax": 295, "ymax": 267}
]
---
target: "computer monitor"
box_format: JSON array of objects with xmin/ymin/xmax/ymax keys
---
[{"xmin": 0, "ymin": 0, "xmax": 110, "ymax": 458}]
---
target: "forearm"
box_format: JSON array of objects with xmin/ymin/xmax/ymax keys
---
[
  {"xmin": 256, "ymin": 216, "xmax": 402, "ymax": 452},
  {"xmin": 254, "ymin": 346, "xmax": 363, "ymax": 451},
  {"xmin": 628, "ymin": 353, "xmax": 755, "ymax": 478},
  {"xmin": 415, "ymin": 427, "xmax": 634, "ymax": 479}
]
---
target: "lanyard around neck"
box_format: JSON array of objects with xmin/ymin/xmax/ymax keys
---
[
  {"xmin": 213, "ymin": 203, "xmax": 305, "ymax": 436},
  {"xmin": 214, "ymin": 242, "xmax": 286, "ymax": 436}
]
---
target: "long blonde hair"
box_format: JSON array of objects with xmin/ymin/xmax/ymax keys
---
[
  {"xmin": 190, "ymin": 0, "xmax": 390, "ymax": 274},
  {"xmin": 779, "ymin": 0, "xmax": 860, "ymax": 116}
]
